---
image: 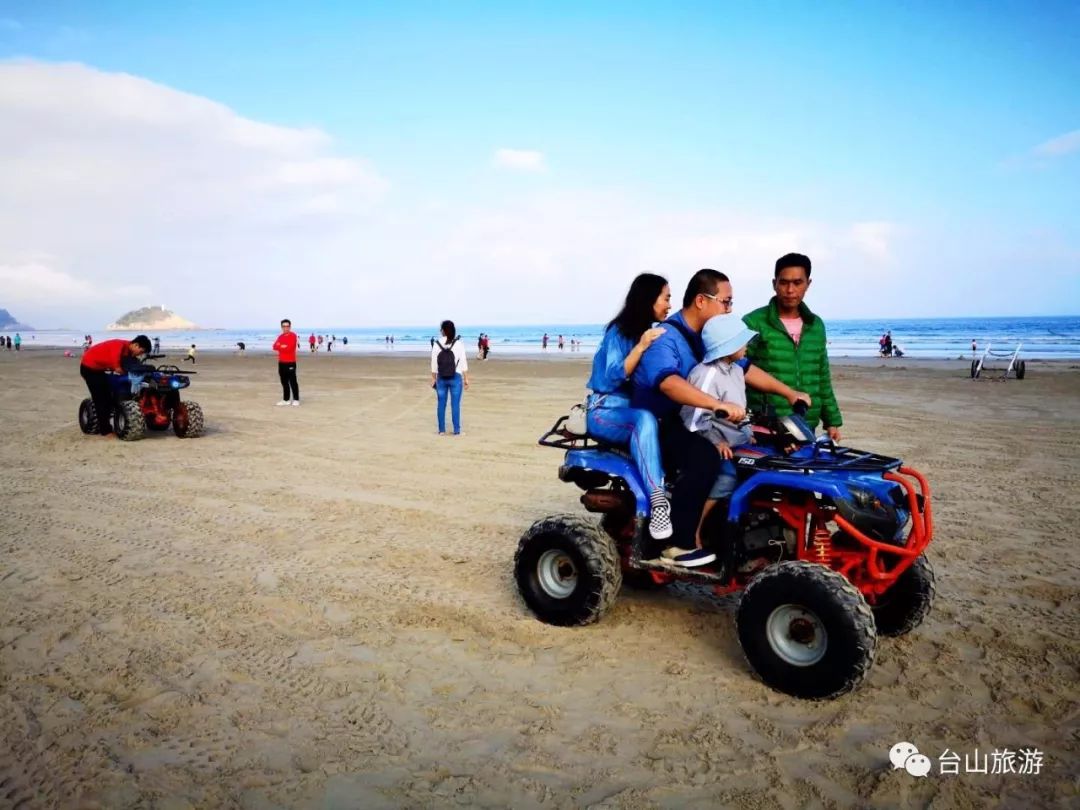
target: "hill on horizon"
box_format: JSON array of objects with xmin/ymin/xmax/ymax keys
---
[
  {"xmin": 107, "ymin": 306, "xmax": 197, "ymax": 331},
  {"xmin": 0, "ymin": 308, "xmax": 32, "ymax": 330}
]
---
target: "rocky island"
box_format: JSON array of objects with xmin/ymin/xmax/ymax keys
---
[{"xmin": 106, "ymin": 305, "xmax": 197, "ymax": 331}]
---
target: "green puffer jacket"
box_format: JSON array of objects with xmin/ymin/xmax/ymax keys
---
[{"xmin": 742, "ymin": 297, "xmax": 842, "ymax": 429}]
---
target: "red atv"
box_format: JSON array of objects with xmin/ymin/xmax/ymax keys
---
[{"xmin": 79, "ymin": 360, "xmax": 205, "ymax": 441}]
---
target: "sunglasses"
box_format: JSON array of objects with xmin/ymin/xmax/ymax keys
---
[{"xmin": 702, "ymin": 292, "xmax": 734, "ymax": 307}]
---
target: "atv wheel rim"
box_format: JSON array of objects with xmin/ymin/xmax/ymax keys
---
[
  {"xmin": 766, "ymin": 604, "xmax": 827, "ymax": 667},
  {"xmin": 537, "ymin": 549, "xmax": 578, "ymax": 599}
]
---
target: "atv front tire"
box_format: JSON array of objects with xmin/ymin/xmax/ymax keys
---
[
  {"xmin": 737, "ymin": 561, "xmax": 877, "ymax": 700},
  {"xmin": 78, "ymin": 399, "xmax": 98, "ymax": 435},
  {"xmin": 515, "ymin": 514, "xmax": 621, "ymax": 626},
  {"xmin": 871, "ymin": 555, "xmax": 935, "ymax": 637},
  {"xmin": 113, "ymin": 400, "xmax": 146, "ymax": 441},
  {"xmin": 173, "ymin": 401, "xmax": 205, "ymax": 438}
]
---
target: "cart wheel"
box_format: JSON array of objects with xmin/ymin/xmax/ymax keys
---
[
  {"xmin": 970, "ymin": 360, "xmax": 980, "ymax": 379},
  {"xmin": 1015, "ymin": 360, "xmax": 1026, "ymax": 380}
]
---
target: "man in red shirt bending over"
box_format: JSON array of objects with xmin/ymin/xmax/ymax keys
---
[
  {"xmin": 273, "ymin": 319, "xmax": 300, "ymax": 406},
  {"xmin": 80, "ymin": 335, "xmax": 152, "ymax": 437}
]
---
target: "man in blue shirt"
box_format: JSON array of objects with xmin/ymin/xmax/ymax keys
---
[{"xmin": 633, "ymin": 269, "xmax": 809, "ymax": 560}]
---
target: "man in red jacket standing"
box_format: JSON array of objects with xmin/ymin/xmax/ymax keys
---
[
  {"xmin": 273, "ymin": 319, "xmax": 300, "ymax": 406},
  {"xmin": 80, "ymin": 335, "xmax": 152, "ymax": 437}
]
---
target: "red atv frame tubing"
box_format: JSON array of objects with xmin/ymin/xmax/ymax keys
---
[{"xmin": 802, "ymin": 466, "xmax": 932, "ymax": 598}]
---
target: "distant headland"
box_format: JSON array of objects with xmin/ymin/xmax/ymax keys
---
[
  {"xmin": 0, "ymin": 307, "xmax": 32, "ymax": 330},
  {"xmin": 106, "ymin": 305, "xmax": 197, "ymax": 331}
]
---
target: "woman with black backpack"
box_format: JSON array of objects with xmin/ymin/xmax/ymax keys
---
[{"xmin": 430, "ymin": 320, "xmax": 470, "ymax": 435}]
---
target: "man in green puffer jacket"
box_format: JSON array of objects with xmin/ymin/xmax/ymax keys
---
[{"xmin": 742, "ymin": 253, "xmax": 843, "ymax": 441}]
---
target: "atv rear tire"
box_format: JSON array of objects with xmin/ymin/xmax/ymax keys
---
[
  {"xmin": 113, "ymin": 400, "xmax": 146, "ymax": 441},
  {"xmin": 515, "ymin": 513, "xmax": 621, "ymax": 626},
  {"xmin": 1015, "ymin": 360, "xmax": 1026, "ymax": 380},
  {"xmin": 78, "ymin": 399, "xmax": 98, "ymax": 435},
  {"xmin": 970, "ymin": 360, "xmax": 980, "ymax": 378},
  {"xmin": 871, "ymin": 555, "xmax": 935, "ymax": 637},
  {"xmin": 173, "ymin": 401, "xmax": 205, "ymax": 438},
  {"xmin": 737, "ymin": 561, "xmax": 877, "ymax": 700}
]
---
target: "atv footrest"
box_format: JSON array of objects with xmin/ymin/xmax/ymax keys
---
[{"xmin": 628, "ymin": 556, "xmax": 729, "ymax": 585}]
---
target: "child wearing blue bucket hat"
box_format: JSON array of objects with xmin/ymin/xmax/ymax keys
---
[{"xmin": 663, "ymin": 315, "xmax": 759, "ymax": 566}]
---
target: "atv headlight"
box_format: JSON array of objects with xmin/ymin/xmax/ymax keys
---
[{"xmin": 171, "ymin": 378, "xmax": 182, "ymax": 388}]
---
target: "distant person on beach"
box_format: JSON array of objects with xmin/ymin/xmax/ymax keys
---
[
  {"xmin": 390, "ymin": 335, "xmax": 395, "ymax": 347},
  {"xmin": 477, "ymin": 334, "xmax": 484, "ymax": 359},
  {"xmin": 431, "ymin": 319, "xmax": 469, "ymax": 435},
  {"xmin": 153, "ymin": 337, "xmax": 161, "ymax": 354},
  {"xmin": 14, "ymin": 333, "xmax": 20, "ymax": 351},
  {"xmin": 309, "ymin": 333, "xmax": 317, "ymax": 353},
  {"xmin": 342, "ymin": 336, "xmax": 348, "ymax": 347},
  {"xmin": 317, "ymin": 335, "xmax": 324, "ymax": 350},
  {"xmin": 4, "ymin": 336, "xmax": 9, "ymax": 350},
  {"xmin": 587, "ymin": 273, "xmax": 674, "ymax": 542},
  {"xmin": 558, "ymin": 334, "xmax": 565, "ymax": 350},
  {"xmin": 481, "ymin": 334, "xmax": 490, "ymax": 360},
  {"xmin": 236, "ymin": 341, "xmax": 246, "ymax": 355},
  {"xmin": 971, "ymin": 339, "xmax": 977, "ymax": 356},
  {"xmin": 542, "ymin": 333, "xmax": 549, "ymax": 350},
  {"xmin": 273, "ymin": 319, "xmax": 300, "ymax": 406},
  {"xmin": 79, "ymin": 335, "xmax": 152, "ymax": 438},
  {"xmin": 743, "ymin": 253, "xmax": 842, "ymax": 441},
  {"xmin": 430, "ymin": 337, "xmax": 436, "ymax": 348},
  {"xmin": 633, "ymin": 269, "xmax": 808, "ymax": 560},
  {"xmin": 185, "ymin": 344, "xmax": 197, "ymax": 364}
]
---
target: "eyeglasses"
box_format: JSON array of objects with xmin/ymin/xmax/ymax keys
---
[{"xmin": 702, "ymin": 293, "xmax": 734, "ymax": 308}]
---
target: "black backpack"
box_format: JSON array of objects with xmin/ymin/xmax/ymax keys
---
[{"xmin": 436, "ymin": 339, "xmax": 458, "ymax": 379}]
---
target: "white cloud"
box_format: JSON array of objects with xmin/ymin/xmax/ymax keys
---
[
  {"xmin": 848, "ymin": 222, "xmax": 899, "ymax": 263},
  {"xmin": 0, "ymin": 59, "xmax": 388, "ymax": 327},
  {"xmin": 1032, "ymin": 129, "xmax": 1080, "ymax": 158},
  {"xmin": 492, "ymin": 148, "xmax": 546, "ymax": 172},
  {"xmin": 0, "ymin": 258, "xmax": 151, "ymax": 308}
]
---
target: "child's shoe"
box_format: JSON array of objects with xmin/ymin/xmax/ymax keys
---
[{"xmin": 672, "ymin": 548, "xmax": 717, "ymax": 568}]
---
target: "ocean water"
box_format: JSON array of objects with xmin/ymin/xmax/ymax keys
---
[{"xmin": 11, "ymin": 316, "xmax": 1080, "ymax": 359}]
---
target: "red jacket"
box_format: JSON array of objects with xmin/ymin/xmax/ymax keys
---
[
  {"xmin": 273, "ymin": 332, "xmax": 299, "ymax": 362},
  {"xmin": 81, "ymin": 338, "xmax": 130, "ymax": 372}
]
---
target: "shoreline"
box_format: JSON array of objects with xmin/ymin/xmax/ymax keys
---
[{"xmin": 11, "ymin": 343, "xmax": 1080, "ymax": 369}]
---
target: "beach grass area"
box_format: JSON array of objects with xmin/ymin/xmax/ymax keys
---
[{"xmin": 1, "ymin": 351, "xmax": 1078, "ymax": 807}]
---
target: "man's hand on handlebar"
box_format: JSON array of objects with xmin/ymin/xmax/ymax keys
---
[
  {"xmin": 713, "ymin": 402, "xmax": 746, "ymax": 423},
  {"xmin": 787, "ymin": 390, "xmax": 811, "ymax": 408}
]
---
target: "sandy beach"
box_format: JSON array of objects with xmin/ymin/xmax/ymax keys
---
[{"xmin": 0, "ymin": 349, "xmax": 1077, "ymax": 809}]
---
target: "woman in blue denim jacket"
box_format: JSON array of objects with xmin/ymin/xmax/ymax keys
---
[{"xmin": 586, "ymin": 273, "xmax": 673, "ymax": 540}]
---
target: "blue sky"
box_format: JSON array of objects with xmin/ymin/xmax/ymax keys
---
[{"xmin": 0, "ymin": 1, "xmax": 1077, "ymax": 327}]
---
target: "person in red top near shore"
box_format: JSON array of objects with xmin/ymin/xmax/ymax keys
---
[
  {"xmin": 273, "ymin": 319, "xmax": 301, "ymax": 407},
  {"xmin": 80, "ymin": 335, "xmax": 152, "ymax": 437}
]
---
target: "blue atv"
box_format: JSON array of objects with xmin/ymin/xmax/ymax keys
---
[
  {"xmin": 514, "ymin": 405, "xmax": 935, "ymax": 699},
  {"xmin": 78, "ymin": 358, "xmax": 205, "ymax": 441}
]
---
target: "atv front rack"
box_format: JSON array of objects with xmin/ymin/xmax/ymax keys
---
[{"xmin": 743, "ymin": 446, "xmax": 903, "ymax": 473}]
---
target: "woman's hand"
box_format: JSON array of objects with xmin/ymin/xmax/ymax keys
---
[
  {"xmin": 714, "ymin": 440, "xmax": 733, "ymax": 460},
  {"xmin": 464, "ymin": 376, "xmax": 470, "ymax": 389},
  {"xmin": 637, "ymin": 326, "xmax": 666, "ymax": 350}
]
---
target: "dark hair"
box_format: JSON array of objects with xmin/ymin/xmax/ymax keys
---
[
  {"xmin": 132, "ymin": 335, "xmax": 152, "ymax": 354},
  {"xmin": 609, "ymin": 273, "xmax": 669, "ymax": 340},
  {"xmin": 774, "ymin": 253, "xmax": 811, "ymax": 278},
  {"xmin": 440, "ymin": 320, "xmax": 456, "ymax": 342},
  {"xmin": 281, "ymin": 318, "xmax": 291, "ymax": 326},
  {"xmin": 682, "ymin": 269, "xmax": 730, "ymax": 308}
]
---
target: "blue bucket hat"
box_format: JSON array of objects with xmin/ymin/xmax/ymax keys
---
[{"xmin": 702, "ymin": 315, "xmax": 758, "ymax": 363}]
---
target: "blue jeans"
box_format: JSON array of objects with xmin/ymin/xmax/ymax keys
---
[
  {"xmin": 586, "ymin": 396, "xmax": 665, "ymax": 493},
  {"xmin": 710, "ymin": 459, "xmax": 738, "ymax": 500},
  {"xmin": 435, "ymin": 374, "xmax": 463, "ymax": 433}
]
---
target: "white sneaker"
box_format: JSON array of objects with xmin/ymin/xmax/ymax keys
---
[
  {"xmin": 276, "ymin": 401, "xmax": 288, "ymax": 406},
  {"xmin": 291, "ymin": 400, "xmax": 300, "ymax": 407}
]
